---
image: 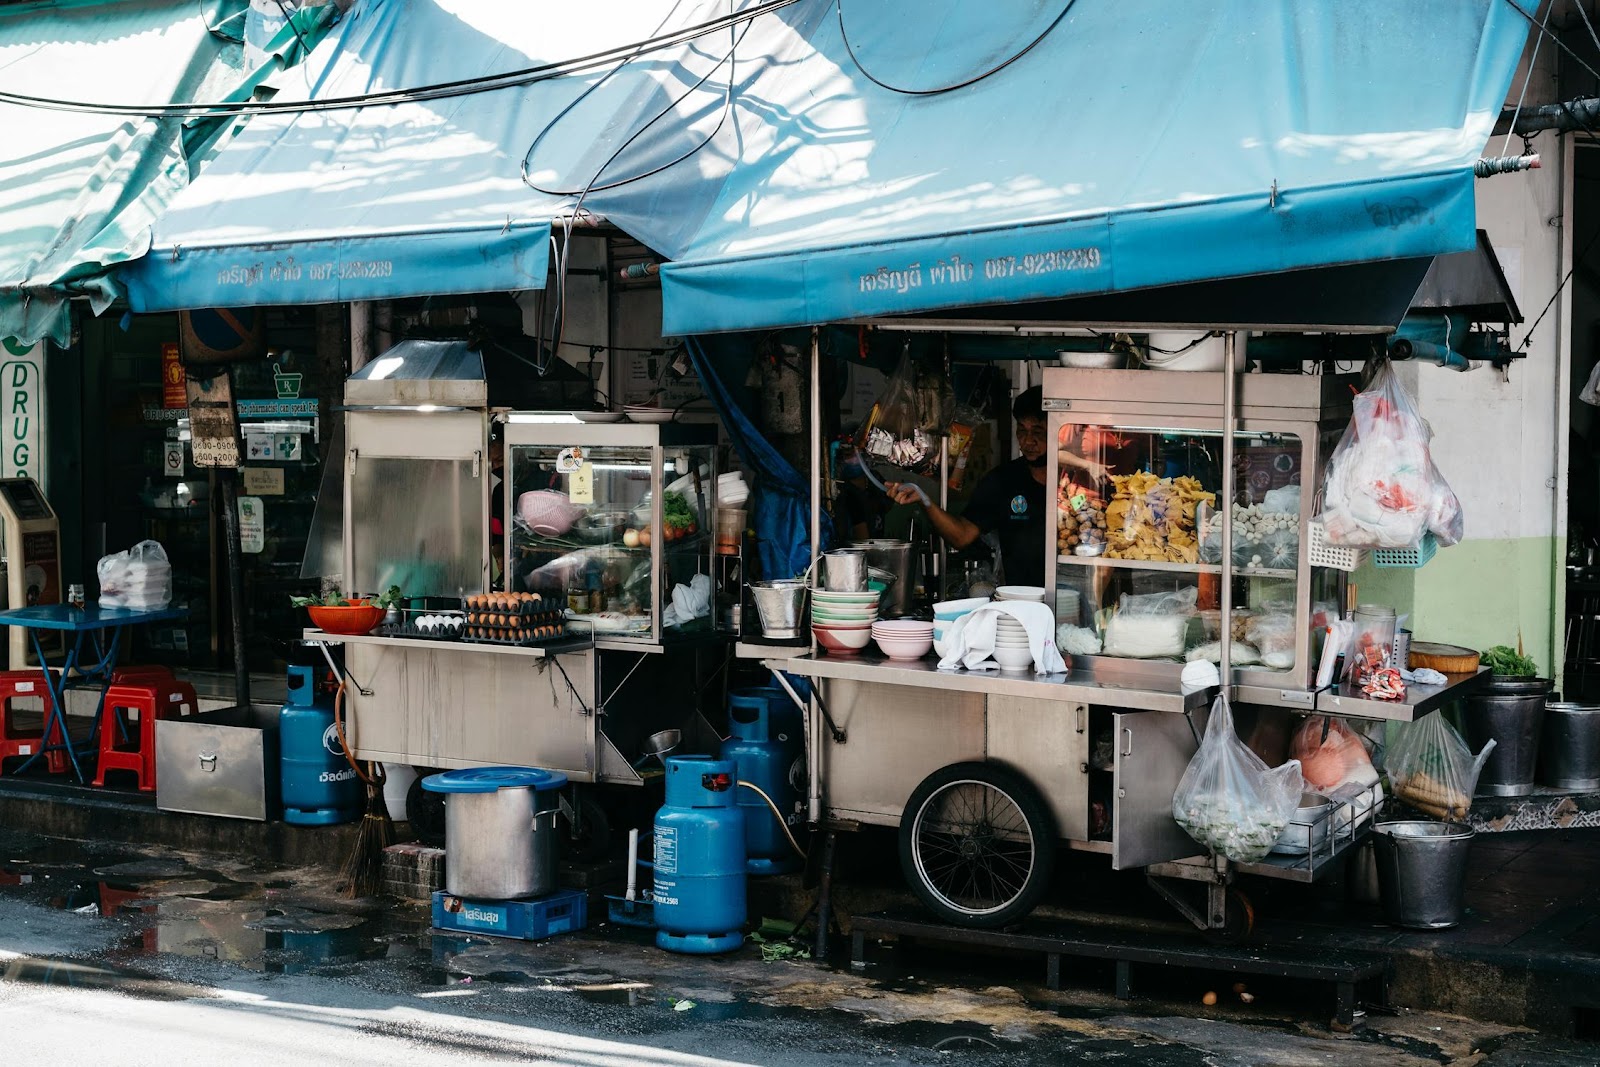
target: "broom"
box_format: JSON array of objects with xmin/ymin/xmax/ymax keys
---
[{"xmin": 332, "ymin": 677, "xmax": 393, "ymax": 898}]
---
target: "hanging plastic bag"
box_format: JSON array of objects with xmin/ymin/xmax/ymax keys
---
[
  {"xmin": 1315, "ymin": 363, "xmax": 1463, "ymax": 548},
  {"xmin": 1386, "ymin": 710, "xmax": 1493, "ymax": 821},
  {"xmin": 857, "ymin": 345, "xmax": 945, "ymax": 475},
  {"xmin": 97, "ymin": 540, "xmax": 173, "ymax": 610},
  {"xmin": 1173, "ymin": 695, "xmax": 1305, "ymax": 862}
]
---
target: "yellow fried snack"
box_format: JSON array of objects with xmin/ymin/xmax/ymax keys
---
[{"xmin": 1105, "ymin": 473, "xmax": 1215, "ymax": 563}]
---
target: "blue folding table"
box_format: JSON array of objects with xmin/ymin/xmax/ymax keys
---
[{"xmin": 0, "ymin": 604, "xmax": 189, "ymax": 783}]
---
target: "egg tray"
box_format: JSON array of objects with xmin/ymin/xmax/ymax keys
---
[
  {"xmin": 463, "ymin": 607, "xmax": 564, "ymax": 631},
  {"xmin": 380, "ymin": 609, "xmax": 467, "ymax": 641},
  {"xmin": 462, "ymin": 620, "xmax": 570, "ymax": 647}
]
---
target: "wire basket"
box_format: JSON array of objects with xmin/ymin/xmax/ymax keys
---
[
  {"xmin": 1373, "ymin": 533, "xmax": 1438, "ymax": 569},
  {"xmin": 1306, "ymin": 520, "xmax": 1368, "ymax": 572}
]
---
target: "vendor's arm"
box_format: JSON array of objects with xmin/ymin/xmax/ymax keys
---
[
  {"xmin": 886, "ymin": 482, "xmax": 982, "ymax": 549},
  {"xmin": 1059, "ymin": 446, "xmax": 1110, "ymax": 484}
]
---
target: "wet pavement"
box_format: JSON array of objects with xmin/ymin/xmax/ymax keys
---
[{"xmin": 0, "ymin": 828, "xmax": 1596, "ymax": 1066}]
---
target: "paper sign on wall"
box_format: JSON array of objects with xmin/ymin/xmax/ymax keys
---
[
  {"xmin": 237, "ymin": 495, "xmax": 265, "ymax": 553},
  {"xmin": 163, "ymin": 441, "xmax": 185, "ymax": 478},
  {"xmin": 245, "ymin": 431, "xmax": 275, "ymax": 461},
  {"xmin": 568, "ymin": 462, "xmax": 594, "ymax": 505},
  {"xmin": 242, "ymin": 467, "xmax": 284, "ymax": 495}
]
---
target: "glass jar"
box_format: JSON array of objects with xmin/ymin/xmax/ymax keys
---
[{"xmin": 1344, "ymin": 604, "xmax": 1397, "ymax": 686}]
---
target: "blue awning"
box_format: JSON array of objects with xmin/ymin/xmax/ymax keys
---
[
  {"xmin": 656, "ymin": 0, "xmax": 1531, "ymax": 335},
  {"xmin": 121, "ymin": 0, "xmax": 740, "ymax": 310}
]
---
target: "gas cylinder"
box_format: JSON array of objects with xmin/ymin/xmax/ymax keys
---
[
  {"xmin": 652, "ymin": 756, "xmax": 746, "ymax": 954},
  {"xmin": 721, "ymin": 687, "xmax": 807, "ymax": 875},
  {"xmin": 279, "ymin": 644, "xmax": 360, "ymax": 826}
]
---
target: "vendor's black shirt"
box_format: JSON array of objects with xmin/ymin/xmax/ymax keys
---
[{"xmin": 962, "ymin": 457, "xmax": 1047, "ymax": 587}]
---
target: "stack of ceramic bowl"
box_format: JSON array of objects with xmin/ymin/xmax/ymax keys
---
[
  {"xmin": 811, "ymin": 589, "xmax": 879, "ymax": 654},
  {"xmin": 995, "ymin": 585, "xmax": 1048, "ymax": 603},
  {"xmin": 993, "ymin": 615, "xmax": 1035, "ymax": 671},
  {"xmin": 932, "ymin": 596, "xmax": 989, "ymax": 658},
  {"xmin": 872, "ymin": 618, "xmax": 934, "ymax": 661}
]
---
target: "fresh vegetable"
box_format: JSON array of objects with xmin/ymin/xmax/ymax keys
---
[
  {"xmin": 374, "ymin": 585, "xmax": 404, "ymax": 610},
  {"xmin": 291, "ymin": 584, "xmax": 404, "ymax": 610},
  {"xmin": 1481, "ymin": 644, "xmax": 1537, "ymax": 678},
  {"xmin": 662, "ymin": 491, "xmax": 697, "ymax": 533}
]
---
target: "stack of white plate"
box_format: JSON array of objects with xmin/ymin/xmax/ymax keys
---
[
  {"xmin": 995, "ymin": 585, "xmax": 1047, "ymax": 603},
  {"xmin": 718, "ymin": 471, "xmax": 749, "ymax": 507},
  {"xmin": 993, "ymin": 616, "xmax": 1034, "ymax": 671},
  {"xmin": 872, "ymin": 618, "xmax": 934, "ymax": 661},
  {"xmin": 625, "ymin": 404, "xmax": 675, "ymax": 424}
]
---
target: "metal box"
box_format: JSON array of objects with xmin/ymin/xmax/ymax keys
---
[{"xmin": 155, "ymin": 703, "xmax": 282, "ymax": 821}]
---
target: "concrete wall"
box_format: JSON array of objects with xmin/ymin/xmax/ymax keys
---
[{"xmin": 1358, "ymin": 42, "xmax": 1569, "ymax": 679}]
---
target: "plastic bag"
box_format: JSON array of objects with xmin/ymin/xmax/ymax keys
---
[
  {"xmin": 1315, "ymin": 363, "xmax": 1464, "ymax": 548},
  {"xmin": 1386, "ymin": 710, "xmax": 1493, "ymax": 821},
  {"xmin": 97, "ymin": 540, "xmax": 172, "ymax": 610},
  {"xmin": 1102, "ymin": 586, "xmax": 1197, "ymax": 659},
  {"xmin": 1290, "ymin": 716, "xmax": 1380, "ymax": 791},
  {"xmin": 857, "ymin": 346, "xmax": 948, "ymax": 476},
  {"xmin": 1173, "ymin": 696, "xmax": 1305, "ymax": 862}
]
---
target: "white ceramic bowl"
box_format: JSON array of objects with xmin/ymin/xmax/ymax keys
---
[
  {"xmin": 992, "ymin": 646, "xmax": 1034, "ymax": 670},
  {"xmin": 934, "ymin": 597, "xmax": 990, "ymax": 620},
  {"xmin": 873, "ymin": 619, "xmax": 934, "ymax": 636},
  {"xmin": 995, "ymin": 586, "xmax": 1047, "ymax": 602},
  {"xmin": 813, "ymin": 625, "xmax": 872, "ymax": 653},
  {"xmin": 875, "ymin": 634, "xmax": 934, "ymax": 660},
  {"xmin": 812, "ymin": 606, "xmax": 877, "ymax": 621},
  {"xmin": 814, "ymin": 589, "xmax": 882, "ymax": 603}
]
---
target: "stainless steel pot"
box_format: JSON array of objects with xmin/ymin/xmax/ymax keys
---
[
  {"xmin": 1462, "ymin": 677, "xmax": 1551, "ymax": 797},
  {"xmin": 1541, "ymin": 702, "xmax": 1600, "ymax": 789},
  {"xmin": 422, "ymin": 767, "xmax": 567, "ymax": 899},
  {"xmin": 852, "ymin": 539, "xmax": 915, "ymax": 616}
]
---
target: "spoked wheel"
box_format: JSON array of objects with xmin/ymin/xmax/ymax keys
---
[
  {"xmin": 1210, "ymin": 888, "xmax": 1256, "ymax": 943},
  {"xmin": 898, "ymin": 762, "xmax": 1055, "ymax": 929}
]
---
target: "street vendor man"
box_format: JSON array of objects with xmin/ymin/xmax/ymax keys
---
[{"xmin": 888, "ymin": 386, "xmax": 1108, "ymax": 587}]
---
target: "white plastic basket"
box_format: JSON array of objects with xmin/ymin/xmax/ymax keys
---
[{"xmin": 1307, "ymin": 520, "xmax": 1368, "ymax": 572}]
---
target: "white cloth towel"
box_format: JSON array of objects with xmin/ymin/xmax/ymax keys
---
[{"xmin": 937, "ymin": 601, "xmax": 1068, "ymax": 675}]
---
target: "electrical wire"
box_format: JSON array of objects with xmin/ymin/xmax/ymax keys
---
[
  {"xmin": 1500, "ymin": 0, "xmax": 1549, "ymax": 158},
  {"xmin": 1501, "ymin": 0, "xmax": 1600, "ymax": 87},
  {"xmin": 0, "ymin": 0, "xmax": 805, "ymax": 119},
  {"xmin": 836, "ymin": 0, "xmax": 1077, "ymax": 96}
]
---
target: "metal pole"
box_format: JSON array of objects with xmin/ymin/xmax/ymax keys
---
[
  {"xmin": 810, "ymin": 326, "xmax": 822, "ymax": 580},
  {"xmin": 1217, "ymin": 333, "xmax": 1237, "ymax": 687},
  {"xmin": 349, "ymin": 302, "xmax": 372, "ymax": 373},
  {"xmin": 218, "ymin": 469, "xmax": 251, "ymax": 706}
]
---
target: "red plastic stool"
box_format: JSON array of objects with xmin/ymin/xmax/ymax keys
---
[
  {"xmin": 111, "ymin": 667, "xmax": 199, "ymax": 719},
  {"xmin": 92, "ymin": 682, "xmax": 186, "ymax": 792},
  {"xmin": 0, "ymin": 670, "xmax": 63, "ymax": 775}
]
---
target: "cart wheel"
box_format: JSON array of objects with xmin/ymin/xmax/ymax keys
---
[
  {"xmin": 561, "ymin": 792, "xmax": 612, "ymax": 864},
  {"xmin": 406, "ymin": 769, "xmax": 446, "ymax": 848},
  {"xmin": 898, "ymin": 761, "xmax": 1056, "ymax": 929},
  {"xmin": 1211, "ymin": 888, "xmax": 1256, "ymax": 943}
]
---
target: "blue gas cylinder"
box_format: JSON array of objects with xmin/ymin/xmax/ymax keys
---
[
  {"xmin": 279, "ymin": 648, "xmax": 360, "ymax": 826},
  {"xmin": 653, "ymin": 756, "xmax": 746, "ymax": 954},
  {"xmin": 721, "ymin": 687, "xmax": 807, "ymax": 875}
]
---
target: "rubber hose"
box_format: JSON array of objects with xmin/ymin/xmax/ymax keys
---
[{"xmin": 736, "ymin": 780, "xmax": 808, "ymax": 860}]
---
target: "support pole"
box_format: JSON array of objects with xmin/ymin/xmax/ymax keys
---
[
  {"xmin": 1217, "ymin": 332, "xmax": 1238, "ymax": 686},
  {"xmin": 350, "ymin": 302, "xmax": 372, "ymax": 373},
  {"xmin": 218, "ymin": 468, "xmax": 251, "ymax": 707},
  {"xmin": 810, "ymin": 325, "xmax": 822, "ymax": 587}
]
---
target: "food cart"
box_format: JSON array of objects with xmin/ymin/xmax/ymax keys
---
[
  {"xmin": 309, "ymin": 340, "xmax": 732, "ymax": 846},
  {"xmin": 765, "ymin": 328, "xmax": 1488, "ymax": 935}
]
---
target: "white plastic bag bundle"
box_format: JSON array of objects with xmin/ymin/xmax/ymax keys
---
[
  {"xmin": 1173, "ymin": 695, "xmax": 1305, "ymax": 862},
  {"xmin": 1315, "ymin": 364, "xmax": 1463, "ymax": 548},
  {"xmin": 97, "ymin": 540, "xmax": 172, "ymax": 609}
]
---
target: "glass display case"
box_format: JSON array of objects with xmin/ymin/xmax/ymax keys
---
[
  {"xmin": 1044, "ymin": 369, "xmax": 1354, "ymax": 703},
  {"xmin": 503, "ymin": 421, "xmax": 718, "ymax": 643}
]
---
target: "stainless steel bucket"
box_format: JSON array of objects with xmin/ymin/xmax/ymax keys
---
[
  {"xmin": 1541, "ymin": 702, "xmax": 1600, "ymax": 789},
  {"xmin": 852, "ymin": 539, "xmax": 915, "ymax": 616},
  {"xmin": 1372, "ymin": 820, "xmax": 1475, "ymax": 929},
  {"xmin": 751, "ymin": 580, "xmax": 807, "ymax": 639},
  {"xmin": 1462, "ymin": 677, "xmax": 1552, "ymax": 796},
  {"xmin": 423, "ymin": 767, "xmax": 566, "ymax": 900},
  {"xmin": 821, "ymin": 549, "xmax": 868, "ymax": 592}
]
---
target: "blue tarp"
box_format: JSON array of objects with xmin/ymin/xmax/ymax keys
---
[{"xmin": 657, "ymin": 0, "xmax": 1531, "ymax": 334}]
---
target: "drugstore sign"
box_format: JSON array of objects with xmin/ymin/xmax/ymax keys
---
[{"xmin": 0, "ymin": 338, "xmax": 43, "ymax": 489}]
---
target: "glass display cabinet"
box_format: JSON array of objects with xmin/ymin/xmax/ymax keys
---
[
  {"xmin": 1044, "ymin": 368, "xmax": 1355, "ymax": 705},
  {"xmin": 503, "ymin": 420, "xmax": 718, "ymax": 644}
]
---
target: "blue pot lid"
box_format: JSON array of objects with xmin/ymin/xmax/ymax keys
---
[{"xmin": 421, "ymin": 766, "xmax": 568, "ymax": 794}]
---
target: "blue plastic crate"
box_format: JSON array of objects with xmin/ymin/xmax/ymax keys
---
[
  {"xmin": 431, "ymin": 889, "xmax": 587, "ymax": 941},
  {"xmin": 1373, "ymin": 533, "xmax": 1438, "ymax": 569}
]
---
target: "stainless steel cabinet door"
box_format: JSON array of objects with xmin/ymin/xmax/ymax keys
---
[{"xmin": 1111, "ymin": 711, "xmax": 1203, "ymax": 870}]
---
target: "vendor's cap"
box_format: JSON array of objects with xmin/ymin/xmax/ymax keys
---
[{"xmin": 1013, "ymin": 385, "xmax": 1044, "ymax": 422}]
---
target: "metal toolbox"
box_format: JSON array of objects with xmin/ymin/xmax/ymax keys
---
[{"xmin": 155, "ymin": 703, "xmax": 281, "ymax": 821}]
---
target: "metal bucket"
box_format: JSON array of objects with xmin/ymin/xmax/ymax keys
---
[
  {"xmin": 1462, "ymin": 677, "xmax": 1551, "ymax": 796},
  {"xmin": 1541, "ymin": 702, "xmax": 1600, "ymax": 789},
  {"xmin": 751, "ymin": 580, "xmax": 807, "ymax": 639},
  {"xmin": 820, "ymin": 549, "xmax": 868, "ymax": 592},
  {"xmin": 1372, "ymin": 820, "xmax": 1475, "ymax": 929},
  {"xmin": 422, "ymin": 767, "xmax": 566, "ymax": 900},
  {"xmin": 852, "ymin": 539, "xmax": 915, "ymax": 616}
]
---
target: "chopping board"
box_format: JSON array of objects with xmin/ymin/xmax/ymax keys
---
[{"xmin": 1408, "ymin": 642, "xmax": 1480, "ymax": 674}]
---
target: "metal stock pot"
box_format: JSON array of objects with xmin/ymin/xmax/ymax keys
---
[{"xmin": 421, "ymin": 766, "xmax": 567, "ymax": 899}]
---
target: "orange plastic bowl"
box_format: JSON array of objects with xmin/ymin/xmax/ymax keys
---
[{"xmin": 306, "ymin": 602, "xmax": 385, "ymax": 635}]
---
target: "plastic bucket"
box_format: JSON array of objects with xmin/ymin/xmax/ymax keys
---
[
  {"xmin": 1372, "ymin": 820, "xmax": 1475, "ymax": 929},
  {"xmin": 1462, "ymin": 677, "xmax": 1551, "ymax": 796}
]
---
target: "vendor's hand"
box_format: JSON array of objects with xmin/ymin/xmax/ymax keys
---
[
  {"xmin": 885, "ymin": 481, "xmax": 931, "ymax": 507},
  {"xmin": 1087, "ymin": 461, "xmax": 1112, "ymax": 483}
]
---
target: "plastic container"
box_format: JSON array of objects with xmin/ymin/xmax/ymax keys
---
[
  {"xmin": 1343, "ymin": 604, "xmax": 1396, "ymax": 686},
  {"xmin": 715, "ymin": 507, "xmax": 746, "ymax": 556},
  {"xmin": 1373, "ymin": 820, "xmax": 1475, "ymax": 929}
]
